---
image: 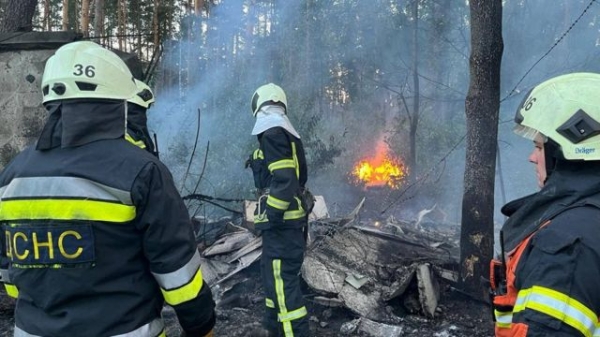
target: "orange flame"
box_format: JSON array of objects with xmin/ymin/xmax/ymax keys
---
[{"xmin": 352, "ymin": 140, "xmax": 408, "ymax": 189}]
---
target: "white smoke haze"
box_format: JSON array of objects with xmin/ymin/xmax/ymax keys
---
[{"xmin": 147, "ymin": 0, "xmax": 600, "ymax": 223}]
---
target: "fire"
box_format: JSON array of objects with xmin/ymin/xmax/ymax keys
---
[{"xmin": 352, "ymin": 140, "xmax": 408, "ymax": 189}]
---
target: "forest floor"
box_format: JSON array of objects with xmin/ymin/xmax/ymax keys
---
[{"xmin": 0, "ymin": 264, "xmax": 494, "ymax": 337}]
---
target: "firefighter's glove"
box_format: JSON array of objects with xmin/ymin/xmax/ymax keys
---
[
  {"xmin": 266, "ymin": 206, "xmax": 285, "ymax": 227},
  {"xmin": 245, "ymin": 155, "xmax": 252, "ymax": 169}
]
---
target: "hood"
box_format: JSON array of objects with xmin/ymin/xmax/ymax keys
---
[
  {"xmin": 37, "ymin": 99, "xmax": 127, "ymax": 151},
  {"xmin": 251, "ymin": 105, "xmax": 300, "ymax": 138},
  {"xmin": 501, "ymin": 159, "xmax": 600, "ymax": 252}
]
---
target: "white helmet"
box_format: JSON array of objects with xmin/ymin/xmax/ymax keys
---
[
  {"xmin": 251, "ymin": 83, "xmax": 287, "ymax": 116},
  {"xmin": 41, "ymin": 41, "xmax": 138, "ymax": 104},
  {"xmin": 514, "ymin": 72, "xmax": 600, "ymax": 161},
  {"xmin": 128, "ymin": 79, "xmax": 155, "ymax": 109}
]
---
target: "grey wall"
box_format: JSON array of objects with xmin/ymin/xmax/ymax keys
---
[{"xmin": 0, "ymin": 48, "xmax": 50, "ymax": 169}]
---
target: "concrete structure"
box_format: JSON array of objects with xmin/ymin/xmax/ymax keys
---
[{"xmin": 0, "ymin": 32, "xmax": 144, "ymax": 170}]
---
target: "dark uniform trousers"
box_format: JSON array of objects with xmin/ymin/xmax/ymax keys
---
[{"xmin": 261, "ymin": 227, "xmax": 309, "ymax": 337}]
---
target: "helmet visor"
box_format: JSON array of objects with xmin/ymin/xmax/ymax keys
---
[{"xmin": 513, "ymin": 124, "xmax": 541, "ymax": 141}]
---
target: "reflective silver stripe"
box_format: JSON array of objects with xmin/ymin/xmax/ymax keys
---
[
  {"xmin": 0, "ymin": 177, "xmax": 132, "ymax": 205},
  {"xmin": 152, "ymin": 250, "xmax": 202, "ymax": 289},
  {"xmin": 494, "ymin": 309, "xmax": 512, "ymax": 326},
  {"xmin": 515, "ymin": 286, "xmax": 599, "ymax": 337},
  {"xmin": 14, "ymin": 318, "xmax": 164, "ymax": 337},
  {"xmin": 0, "ymin": 268, "xmax": 11, "ymax": 283}
]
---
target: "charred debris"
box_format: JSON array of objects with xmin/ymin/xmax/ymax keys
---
[{"xmin": 189, "ymin": 195, "xmax": 482, "ymax": 337}]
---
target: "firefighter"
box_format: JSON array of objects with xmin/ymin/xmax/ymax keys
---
[
  {"xmin": 0, "ymin": 41, "xmax": 215, "ymax": 337},
  {"xmin": 246, "ymin": 83, "xmax": 310, "ymax": 337},
  {"xmin": 490, "ymin": 72, "xmax": 600, "ymax": 336},
  {"xmin": 126, "ymin": 78, "xmax": 159, "ymax": 157}
]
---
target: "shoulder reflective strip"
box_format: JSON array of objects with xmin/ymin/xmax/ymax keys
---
[
  {"xmin": 125, "ymin": 133, "xmax": 147, "ymax": 149},
  {"xmin": 0, "ymin": 199, "xmax": 136, "ymax": 222},
  {"xmin": 272, "ymin": 259, "xmax": 294, "ymax": 337},
  {"xmin": 278, "ymin": 306, "xmax": 307, "ymax": 322},
  {"xmin": 160, "ymin": 267, "xmax": 204, "ymax": 306},
  {"xmin": 494, "ymin": 309, "xmax": 513, "ymax": 326},
  {"xmin": 14, "ymin": 318, "xmax": 164, "ymax": 337},
  {"xmin": 0, "ymin": 177, "xmax": 133, "ymax": 205},
  {"xmin": 152, "ymin": 250, "xmax": 202, "ymax": 289},
  {"xmin": 4, "ymin": 283, "xmax": 18, "ymax": 298},
  {"xmin": 268, "ymin": 159, "xmax": 296, "ymax": 173},
  {"xmin": 514, "ymin": 286, "xmax": 599, "ymax": 337},
  {"xmin": 291, "ymin": 142, "xmax": 299, "ymax": 179},
  {"xmin": 266, "ymin": 298, "xmax": 275, "ymax": 308},
  {"xmin": 0, "ymin": 268, "xmax": 11, "ymax": 283},
  {"xmin": 267, "ymin": 195, "xmax": 290, "ymax": 210},
  {"xmin": 253, "ymin": 149, "xmax": 264, "ymax": 160}
]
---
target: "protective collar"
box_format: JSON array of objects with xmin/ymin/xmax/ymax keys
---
[
  {"xmin": 36, "ymin": 99, "xmax": 127, "ymax": 150},
  {"xmin": 126, "ymin": 102, "xmax": 157, "ymax": 156},
  {"xmin": 251, "ymin": 105, "xmax": 300, "ymax": 138},
  {"xmin": 501, "ymin": 159, "xmax": 600, "ymax": 252}
]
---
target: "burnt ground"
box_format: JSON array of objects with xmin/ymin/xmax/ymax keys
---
[
  {"xmin": 204, "ymin": 263, "xmax": 495, "ymax": 337},
  {"xmin": 0, "ymin": 263, "xmax": 493, "ymax": 337}
]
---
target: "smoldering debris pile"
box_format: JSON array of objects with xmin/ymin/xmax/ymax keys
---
[{"xmin": 195, "ymin": 197, "xmax": 464, "ymax": 336}]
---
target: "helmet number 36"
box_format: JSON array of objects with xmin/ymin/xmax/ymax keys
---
[{"xmin": 73, "ymin": 64, "xmax": 96, "ymax": 78}]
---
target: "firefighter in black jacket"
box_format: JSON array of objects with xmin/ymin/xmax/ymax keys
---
[
  {"xmin": 490, "ymin": 72, "xmax": 600, "ymax": 337},
  {"xmin": 247, "ymin": 83, "xmax": 309, "ymax": 337},
  {"xmin": 0, "ymin": 41, "xmax": 215, "ymax": 337}
]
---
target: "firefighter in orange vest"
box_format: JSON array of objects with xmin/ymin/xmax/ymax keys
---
[{"xmin": 490, "ymin": 72, "xmax": 600, "ymax": 336}]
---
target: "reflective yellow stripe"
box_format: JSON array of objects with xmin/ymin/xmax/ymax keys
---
[
  {"xmin": 161, "ymin": 267, "xmax": 204, "ymax": 306},
  {"xmin": 268, "ymin": 159, "xmax": 296, "ymax": 173},
  {"xmin": 278, "ymin": 306, "xmax": 307, "ymax": 322},
  {"xmin": 253, "ymin": 149, "xmax": 264, "ymax": 160},
  {"xmin": 291, "ymin": 142, "xmax": 299, "ymax": 179},
  {"xmin": 514, "ymin": 286, "xmax": 599, "ymax": 337},
  {"xmin": 0, "ymin": 199, "xmax": 136, "ymax": 222},
  {"xmin": 4, "ymin": 283, "xmax": 18, "ymax": 298},
  {"xmin": 273, "ymin": 259, "xmax": 294, "ymax": 337},
  {"xmin": 266, "ymin": 298, "xmax": 275, "ymax": 308},
  {"xmin": 267, "ymin": 195, "xmax": 290, "ymax": 210},
  {"xmin": 254, "ymin": 214, "xmax": 268, "ymax": 223},
  {"xmin": 283, "ymin": 209, "xmax": 305, "ymax": 220},
  {"xmin": 125, "ymin": 133, "xmax": 147, "ymax": 149}
]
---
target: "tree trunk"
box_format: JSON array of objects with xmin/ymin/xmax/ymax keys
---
[
  {"xmin": 195, "ymin": 0, "xmax": 204, "ymax": 14},
  {"xmin": 460, "ymin": 0, "xmax": 503, "ymax": 298},
  {"xmin": 62, "ymin": 0, "xmax": 69, "ymax": 31},
  {"xmin": 409, "ymin": 0, "xmax": 420, "ymax": 176},
  {"xmin": 0, "ymin": 0, "xmax": 37, "ymax": 32},
  {"xmin": 94, "ymin": 0, "xmax": 105, "ymax": 39},
  {"xmin": 153, "ymin": 0, "xmax": 160, "ymax": 46},
  {"xmin": 81, "ymin": 0, "xmax": 90, "ymax": 37},
  {"xmin": 117, "ymin": 0, "xmax": 126, "ymax": 50},
  {"xmin": 44, "ymin": 0, "xmax": 51, "ymax": 31}
]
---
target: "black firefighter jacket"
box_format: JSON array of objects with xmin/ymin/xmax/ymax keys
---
[
  {"xmin": 249, "ymin": 127, "xmax": 308, "ymax": 230},
  {"xmin": 495, "ymin": 160, "xmax": 600, "ymax": 337},
  {"xmin": 0, "ymin": 100, "xmax": 215, "ymax": 337}
]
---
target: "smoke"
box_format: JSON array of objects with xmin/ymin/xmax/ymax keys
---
[{"xmin": 147, "ymin": 0, "xmax": 600, "ymax": 223}]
